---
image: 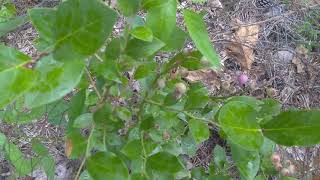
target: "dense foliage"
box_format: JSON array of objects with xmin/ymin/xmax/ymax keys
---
[{"xmin": 0, "ymin": 0, "xmax": 319, "ymax": 179}]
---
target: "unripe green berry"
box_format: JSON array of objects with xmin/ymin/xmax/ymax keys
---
[
  {"xmin": 281, "ymin": 168, "xmax": 290, "ymax": 176},
  {"xmin": 271, "ymin": 153, "xmax": 281, "ymax": 164},
  {"xmin": 157, "ymin": 79, "xmax": 166, "ymax": 89},
  {"xmin": 175, "ymin": 83, "xmax": 187, "ymax": 95}
]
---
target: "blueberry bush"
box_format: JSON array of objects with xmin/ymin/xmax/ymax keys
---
[{"xmin": 0, "ymin": 0, "xmax": 319, "ymax": 179}]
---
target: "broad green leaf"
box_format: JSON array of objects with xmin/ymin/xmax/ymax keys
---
[
  {"xmin": 117, "ymin": 0, "xmax": 141, "ymax": 16},
  {"xmin": 254, "ymin": 175, "xmax": 267, "ymax": 180},
  {"xmin": 146, "ymin": 152, "xmax": 183, "ymax": 173},
  {"xmin": 259, "ymin": 138, "xmax": 275, "ymax": 156},
  {"xmin": 146, "ymin": 0, "xmax": 176, "ymax": 43},
  {"xmin": 68, "ymin": 89, "xmax": 86, "ymax": 130},
  {"xmin": 0, "ymin": 1, "xmax": 16, "ymax": 22},
  {"xmin": 28, "ymin": 8, "xmax": 56, "ymax": 51},
  {"xmin": 259, "ymin": 99, "xmax": 281, "ymax": 123},
  {"xmin": 213, "ymin": 145, "xmax": 227, "ymax": 169},
  {"xmin": 231, "ymin": 143, "xmax": 260, "ymax": 180},
  {"xmin": 0, "ymin": 45, "xmax": 36, "ymax": 108},
  {"xmin": 73, "ymin": 113, "xmax": 93, "ymax": 129},
  {"xmin": 0, "ymin": 15, "xmax": 28, "ymax": 37},
  {"xmin": 121, "ymin": 140, "xmax": 142, "ymax": 159},
  {"xmin": 125, "ymin": 37, "xmax": 165, "ymax": 59},
  {"xmin": 0, "ymin": 66, "xmax": 35, "ymax": 109},
  {"xmin": 261, "ymin": 110, "xmax": 320, "ymax": 146},
  {"xmin": 134, "ymin": 62, "xmax": 157, "ymax": 79},
  {"xmin": 53, "ymin": 0, "xmax": 117, "ymax": 61},
  {"xmin": 46, "ymin": 99, "xmax": 69, "ymax": 125},
  {"xmin": 66, "ymin": 130, "xmax": 87, "ymax": 158},
  {"xmin": 127, "ymin": 15, "xmax": 145, "ymax": 29},
  {"xmin": 87, "ymin": 151, "xmax": 129, "ymax": 180},
  {"xmin": 227, "ymin": 96, "xmax": 263, "ymax": 111},
  {"xmin": 189, "ymin": 118, "xmax": 210, "ymax": 144},
  {"xmin": 218, "ymin": 101, "xmax": 264, "ymax": 151},
  {"xmin": 191, "ymin": 167, "xmax": 206, "ymax": 179},
  {"xmin": 90, "ymin": 57, "xmax": 122, "ymax": 83},
  {"xmin": 183, "ymin": 10, "xmax": 221, "ymax": 69},
  {"xmin": 0, "ymin": 133, "xmax": 35, "ymax": 176},
  {"xmin": 116, "ymin": 107, "xmax": 132, "ymax": 121},
  {"xmin": 31, "ymin": 141, "xmax": 55, "ymax": 180},
  {"xmin": 184, "ymin": 83, "xmax": 209, "ymax": 110},
  {"xmin": 93, "ymin": 103, "xmax": 123, "ymax": 130},
  {"xmin": 79, "ymin": 170, "xmax": 94, "ymax": 180},
  {"xmin": 130, "ymin": 26, "xmax": 153, "ymax": 42},
  {"xmin": 105, "ymin": 38, "xmax": 122, "ymax": 60},
  {"xmin": 162, "ymin": 27, "xmax": 186, "ymax": 51},
  {"xmin": 131, "ymin": 173, "xmax": 148, "ymax": 180},
  {"xmin": 24, "ymin": 55, "xmax": 84, "ymax": 108},
  {"xmin": 181, "ymin": 135, "xmax": 197, "ymax": 156},
  {"xmin": 0, "ymin": 44, "xmax": 31, "ymax": 70}
]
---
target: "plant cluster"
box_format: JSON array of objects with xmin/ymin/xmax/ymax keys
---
[{"xmin": 0, "ymin": 0, "xmax": 319, "ymax": 179}]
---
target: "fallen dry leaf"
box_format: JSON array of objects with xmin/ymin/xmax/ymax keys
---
[
  {"xmin": 292, "ymin": 56, "xmax": 305, "ymax": 73},
  {"xmin": 227, "ymin": 20, "xmax": 260, "ymax": 70},
  {"xmin": 65, "ymin": 138, "xmax": 73, "ymax": 158}
]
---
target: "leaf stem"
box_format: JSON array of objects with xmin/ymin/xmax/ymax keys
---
[
  {"xmin": 85, "ymin": 67, "xmax": 102, "ymax": 99},
  {"xmin": 140, "ymin": 132, "xmax": 151, "ymax": 180}
]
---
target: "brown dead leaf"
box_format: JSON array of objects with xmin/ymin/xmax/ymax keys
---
[
  {"xmin": 65, "ymin": 138, "xmax": 73, "ymax": 158},
  {"xmin": 227, "ymin": 21, "xmax": 260, "ymax": 70},
  {"xmin": 292, "ymin": 57, "xmax": 305, "ymax": 73},
  {"xmin": 184, "ymin": 69, "xmax": 217, "ymax": 83}
]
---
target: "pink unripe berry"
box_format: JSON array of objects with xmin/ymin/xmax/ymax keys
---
[
  {"xmin": 274, "ymin": 162, "xmax": 283, "ymax": 171},
  {"xmin": 281, "ymin": 168, "xmax": 290, "ymax": 176},
  {"xmin": 271, "ymin": 153, "xmax": 281, "ymax": 164},
  {"xmin": 238, "ymin": 74, "xmax": 249, "ymax": 85}
]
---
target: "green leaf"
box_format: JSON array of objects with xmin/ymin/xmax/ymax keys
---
[
  {"xmin": 24, "ymin": 55, "xmax": 84, "ymax": 108},
  {"xmin": 0, "ymin": 65, "xmax": 36, "ymax": 109},
  {"xmin": 230, "ymin": 143, "xmax": 260, "ymax": 180},
  {"xmin": 53, "ymin": 0, "xmax": 118, "ymax": 61},
  {"xmin": 162, "ymin": 27, "xmax": 186, "ymax": 51},
  {"xmin": 73, "ymin": 113, "xmax": 93, "ymax": 129},
  {"xmin": 121, "ymin": 139, "xmax": 142, "ymax": 159},
  {"xmin": 0, "ymin": 2, "xmax": 16, "ymax": 22},
  {"xmin": 184, "ymin": 83, "xmax": 209, "ymax": 110},
  {"xmin": 0, "ymin": 44, "xmax": 31, "ymax": 70},
  {"xmin": 213, "ymin": 145, "xmax": 227, "ymax": 169},
  {"xmin": 125, "ymin": 37, "xmax": 165, "ymax": 59},
  {"xmin": 0, "ymin": 45, "xmax": 36, "ymax": 108},
  {"xmin": 261, "ymin": 110, "xmax": 320, "ymax": 146},
  {"xmin": 87, "ymin": 151, "xmax": 129, "ymax": 180},
  {"xmin": 181, "ymin": 135, "xmax": 197, "ymax": 156},
  {"xmin": 134, "ymin": 62, "xmax": 157, "ymax": 79},
  {"xmin": 68, "ymin": 89, "xmax": 86, "ymax": 130},
  {"xmin": 116, "ymin": 107, "xmax": 132, "ymax": 121},
  {"xmin": 189, "ymin": 118, "xmax": 210, "ymax": 144},
  {"xmin": 0, "ymin": 133, "xmax": 35, "ymax": 176},
  {"xmin": 131, "ymin": 26, "xmax": 153, "ymax": 42},
  {"xmin": 146, "ymin": 152, "xmax": 183, "ymax": 173},
  {"xmin": 32, "ymin": 142, "xmax": 55, "ymax": 180},
  {"xmin": 79, "ymin": 170, "xmax": 94, "ymax": 180},
  {"xmin": 28, "ymin": 8, "xmax": 56, "ymax": 51},
  {"xmin": 146, "ymin": 0, "xmax": 176, "ymax": 45},
  {"xmin": 259, "ymin": 138, "xmax": 275, "ymax": 156},
  {"xmin": 67, "ymin": 130, "xmax": 87, "ymax": 158},
  {"xmin": 183, "ymin": 10, "xmax": 221, "ymax": 69},
  {"xmin": 117, "ymin": 0, "xmax": 141, "ymax": 16},
  {"xmin": 218, "ymin": 101, "xmax": 264, "ymax": 151},
  {"xmin": 46, "ymin": 99, "xmax": 69, "ymax": 125},
  {"xmin": 105, "ymin": 38, "xmax": 122, "ymax": 60},
  {"xmin": 0, "ymin": 15, "xmax": 28, "ymax": 37}
]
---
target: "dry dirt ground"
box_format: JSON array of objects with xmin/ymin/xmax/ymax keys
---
[{"xmin": 0, "ymin": 0, "xmax": 319, "ymax": 179}]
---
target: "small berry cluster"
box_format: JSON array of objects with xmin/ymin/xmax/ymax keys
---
[{"xmin": 271, "ymin": 153, "xmax": 296, "ymax": 177}]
